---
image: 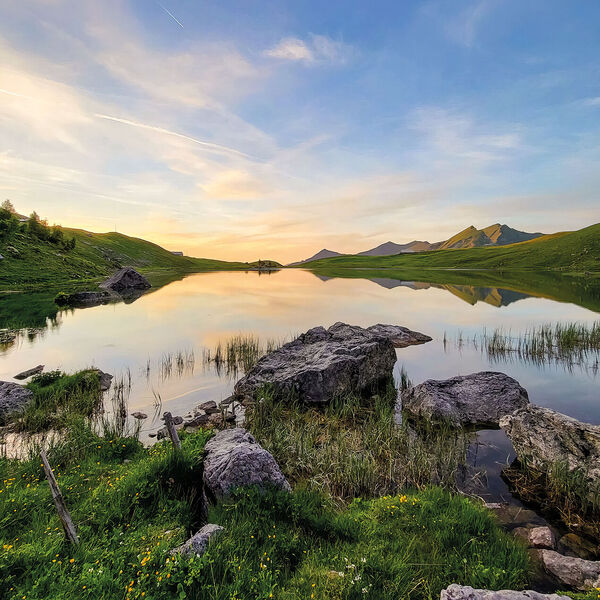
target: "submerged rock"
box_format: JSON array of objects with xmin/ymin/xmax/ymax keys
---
[
  {"xmin": 500, "ymin": 405, "xmax": 600, "ymax": 499},
  {"xmin": 0, "ymin": 381, "xmax": 34, "ymax": 421},
  {"xmin": 203, "ymin": 428, "xmax": 290, "ymax": 500},
  {"xmin": 100, "ymin": 267, "xmax": 151, "ymax": 292},
  {"xmin": 171, "ymin": 524, "xmax": 224, "ymax": 557},
  {"xmin": 538, "ymin": 549, "xmax": 600, "ymax": 590},
  {"xmin": 401, "ymin": 371, "xmax": 529, "ymax": 427},
  {"xmin": 440, "ymin": 584, "xmax": 569, "ymax": 600},
  {"xmin": 235, "ymin": 322, "xmax": 430, "ymax": 404},
  {"xmin": 14, "ymin": 365, "xmax": 44, "ymax": 380}
]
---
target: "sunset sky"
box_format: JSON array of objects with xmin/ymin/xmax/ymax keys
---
[{"xmin": 1, "ymin": 0, "xmax": 599, "ymax": 263}]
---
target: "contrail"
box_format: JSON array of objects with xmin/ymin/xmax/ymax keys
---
[
  {"xmin": 156, "ymin": 2, "xmax": 184, "ymax": 28},
  {"xmin": 0, "ymin": 88, "xmax": 31, "ymax": 99},
  {"xmin": 95, "ymin": 113, "xmax": 254, "ymax": 160}
]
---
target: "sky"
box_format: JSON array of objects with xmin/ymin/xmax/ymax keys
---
[{"xmin": 1, "ymin": 0, "xmax": 599, "ymax": 263}]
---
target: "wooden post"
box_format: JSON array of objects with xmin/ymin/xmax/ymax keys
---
[
  {"xmin": 163, "ymin": 412, "xmax": 181, "ymax": 449},
  {"xmin": 40, "ymin": 449, "xmax": 79, "ymax": 546}
]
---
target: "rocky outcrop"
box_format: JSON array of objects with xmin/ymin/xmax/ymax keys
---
[
  {"xmin": 234, "ymin": 322, "xmax": 430, "ymax": 404},
  {"xmin": 14, "ymin": 365, "xmax": 44, "ymax": 380},
  {"xmin": 401, "ymin": 371, "xmax": 529, "ymax": 427},
  {"xmin": 500, "ymin": 405, "xmax": 600, "ymax": 497},
  {"xmin": 100, "ymin": 267, "xmax": 151, "ymax": 292},
  {"xmin": 171, "ymin": 524, "xmax": 224, "ymax": 557},
  {"xmin": 203, "ymin": 428, "xmax": 290, "ymax": 500},
  {"xmin": 538, "ymin": 550, "xmax": 600, "ymax": 590},
  {"xmin": 440, "ymin": 584, "xmax": 568, "ymax": 600},
  {"xmin": 0, "ymin": 381, "xmax": 34, "ymax": 421}
]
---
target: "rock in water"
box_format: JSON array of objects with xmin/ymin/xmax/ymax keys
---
[
  {"xmin": 171, "ymin": 524, "xmax": 224, "ymax": 557},
  {"xmin": 95, "ymin": 370, "xmax": 113, "ymax": 392},
  {"xmin": 401, "ymin": 371, "xmax": 529, "ymax": 427},
  {"xmin": 55, "ymin": 291, "xmax": 112, "ymax": 307},
  {"xmin": 14, "ymin": 365, "xmax": 44, "ymax": 380},
  {"xmin": 500, "ymin": 405, "xmax": 600, "ymax": 499},
  {"xmin": 100, "ymin": 267, "xmax": 151, "ymax": 292},
  {"xmin": 235, "ymin": 322, "xmax": 430, "ymax": 404},
  {"xmin": 366, "ymin": 324, "xmax": 432, "ymax": 347},
  {"xmin": 0, "ymin": 381, "xmax": 34, "ymax": 421},
  {"xmin": 440, "ymin": 584, "xmax": 569, "ymax": 600},
  {"xmin": 203, "ymin": 428, "xmax": 290, "ymax": 500},
  {"xmin": 538, "ymin": 550, "xmax": 600, "ymax": 590}
]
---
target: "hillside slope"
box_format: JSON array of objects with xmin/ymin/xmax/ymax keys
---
[
  {"xmin": 298, "ymin": 223, "xmax": 600, "ymax": 273},
  {"xmin": 0, "ymin": 227, "xmax": 252, "ymax": 287}
]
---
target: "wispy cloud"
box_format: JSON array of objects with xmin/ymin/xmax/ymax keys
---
[
  {"xmin": 95, "ymin": 114, "xmax": 256, "ymax": 160},
  {"xmin": 264, "ymin": 34, "xmax": 352, "ymax": 65}
]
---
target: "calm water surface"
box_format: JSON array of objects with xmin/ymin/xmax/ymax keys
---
[{"xmin": 1, "ymin": 269, "xmax": 599, "ymax": 501}]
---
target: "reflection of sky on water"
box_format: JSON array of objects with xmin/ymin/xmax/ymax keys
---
[{"xmin": 1, "ymin": 270, "xmax": 598, "ymax": 451}]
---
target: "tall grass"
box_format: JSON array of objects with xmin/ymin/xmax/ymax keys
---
[
  {"xmin": 445, "ymin": 321, "xmax": 600, "ymax": 373},
  {"xmin": 247, "ymin": 384, "xmax": 471, "ymax": 504}
]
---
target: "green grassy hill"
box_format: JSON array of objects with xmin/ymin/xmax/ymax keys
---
[
  {"xmin": 0, "ymin": 224, "xmax": 265, "ymax": 288},
  {"xmin": 300, "ymin": 223, "xmax": 600, "ymax": 273}
]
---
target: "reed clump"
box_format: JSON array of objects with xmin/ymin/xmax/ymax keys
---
[{"xmin": 246, "ymin": 384, "xmax": 470, "ymax": 504}]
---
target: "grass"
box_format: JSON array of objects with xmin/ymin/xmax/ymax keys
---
[
  {"xmin": 246, "ymin": 384, "xmax": 472, "ymax": 503},
  {"xmin": 3, "ymin": 370, "xmax": 103, "ymax": 432},
  {"xmin": 301, "ymin": 223, "xmax": 600, "ymax": 273},
  {"xmin": 445, "ymin": 322, "xmax": 600, "ymax": 373},
  {"xmin": 0, "ymin": 419, "xmax": 530, "ymax": 600},
  {"xmin": 0, "ymin": 219, "xmax": 281, "ymax": 289}
]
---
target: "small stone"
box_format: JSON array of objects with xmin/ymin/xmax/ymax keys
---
[
  {"xmin": 131, "ymin": 412, "xmax": 148, "ymax": 420},
  {"xmin": 14, "ymin": 365, "xmax": 44, "ymax": 380},
  {"xmin": 528, "ymin": 527, "xmax": 555, "ymax": 550},
  {"xmin": 198, "ymin": 400, "xmax": 217, "ymax": 412},
  {"xmin": 171, "ymin": 524, "xmax": 224, "ymax": 557},
  {"xmin": 440, "ymin": 584, "xmax": 569, "ymax": 600},
  {"xmin": 185, "ymin": 414, "xmax": 209, "ymax": 427}
]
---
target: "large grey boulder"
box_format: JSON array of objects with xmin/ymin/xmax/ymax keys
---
[
  {"xmin": 440, "ymin": 584, "xmax": 569, "ymax": 600},
  {"xmin": 100, "ymin": 267, "xmax": 151, "ymax": 292},
  {"xmin": 203, "ymin": 428, "xmax": 290, "ymax": 500},
  {"xmin": 234, "ymin": 322, "xmax": 430, "ymax": 404},
  {"xmin": 538, "ymin": 550, "xmax": 600, "ymax": 590},
  {"xmin": 171, "ymin": 524, "xmax": 224, "ymax": 557},
  {"xmin": 500, "ymin": 405, "xmax": 600, "ymax": 497},
  {"xmin": 0, "ymin": 381, "xmax": 34, "ymax": 421},
  {"xmin": 401, "ymin": 371, "xmax": 529, "ymax": 427}
]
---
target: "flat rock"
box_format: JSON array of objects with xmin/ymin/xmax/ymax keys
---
[
  {"xmin": 440, "ymin": 584, "xmax": 569, "ymax": 600},
  {"xmin": 131, "ymin": 412, "xmax": 147, "ymax": 419},
  {"xmin": 402, "ymin": 371, "xmax": 529, "ymax": 427},
  {"xmin": 14, "ymin": 365, "xmax": 44, "ymax": 380},
  {"xmin": 100, "ymin": 267, "xmax": 151, "ymax": 292},
  {"xmin": 203, "ymin": 428, "xmax": 290, "ymax": 500},
  {"xmin": 235, "ymin": 322, "xmax": 429, "ymax": 404},
  {"xmin": 0, "ymin": 381, "xmax": 34, "ymax": 421},
  {"xmin": 171, "ymin": 524, "xmax": 224, "ymax": 556},
  {"xmin": 198, "ymin": 400, "xmax": 217, "ymax": 412},
  {"xmin": 500, "ymin": 405, "xmax": 600, "ymax": 499},
  {"xmin": 539, "ymin": 549, "xmax": 600, "ymax": 590},
  {"xmin": 366, "ymin": 323, "xmax": 432, "ymax": 347},
  {"xmin": 184, "ymin": 413, "xmax": 209, "ymax": 427}
]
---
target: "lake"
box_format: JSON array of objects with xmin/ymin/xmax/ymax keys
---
[{"xmin": 1, "ymin": 268, "xmax": 599, "ymax": 503}]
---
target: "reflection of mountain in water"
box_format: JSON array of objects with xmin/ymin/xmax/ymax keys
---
[{"xmin": 367, "ymin": 279, "xmax": 532, "ymax": 307}]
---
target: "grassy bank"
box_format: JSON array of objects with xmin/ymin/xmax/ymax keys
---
[
  {"xmin": 0, "ymin": 209, "xmax": 280, "ymax": 289},
  {"xmin": 0, "ymin": 422, "xmax": 530, "ymax": 600},
  {"xmin": 301, "ymin": 223, "xmax": 600, "ymax": 273}
]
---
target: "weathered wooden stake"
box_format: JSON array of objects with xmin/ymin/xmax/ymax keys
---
[
  {"xmin": 40, "ymin": 449, "xmax": 79, "ymax": 546},
  {"xmin": 163, "ymin": 411, "xmax": 182, "ymax": 450}
]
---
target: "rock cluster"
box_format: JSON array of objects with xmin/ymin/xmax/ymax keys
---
[
  {"xmin": 401, "ymin": 371, "xmax": 529, "ymax": 427},
  {"xmin": 235, "ymin": 322, "xmax": 431, "ymax": 404}
]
